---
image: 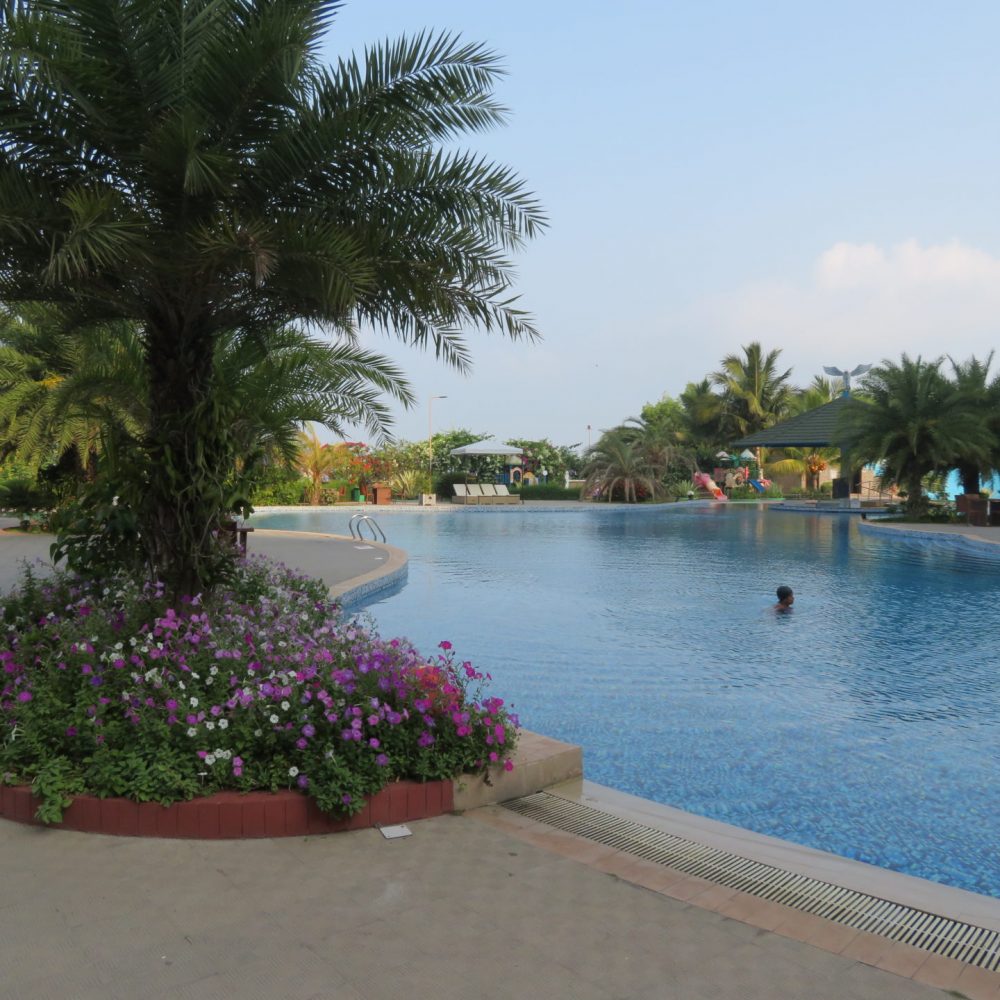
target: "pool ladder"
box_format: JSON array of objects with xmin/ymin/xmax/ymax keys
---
[{"xmin": 348, "ymin": 513, "xmax": 386, "ymax": 543}]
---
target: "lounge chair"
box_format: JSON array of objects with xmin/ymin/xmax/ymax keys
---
[
  {"xmin": 494, "ymin": 484, "xmax": 521, "ymax": 505},
  {"xmin": 466, "ymin": 483, "xmax": 485, "ymax": 504},
  {"xmin": 452, "ymin": 483, "xmax": 474, "ymax": 505},
  {"xmin": 479, "ymin": 483, "xmax": 501, "ymax": 505}
]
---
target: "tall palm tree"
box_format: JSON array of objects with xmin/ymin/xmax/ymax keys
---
[
  {"xmin": 0, "ymin": 2, "xmax": 545, "ymax": 591},
  {"xmin": 839, "ymin": 355, "xmax": 994, "ymax": 515},
  {"xmin": 583, "ymin": 430, "xmax": 662, "ymax": 503},
  {"xmin": 947, "ymin": 353, "xmax": 1000, "ymax": 494},
  {"xmin": 711, "ymin": 342, "xmax": 793, "ymax": 441}
]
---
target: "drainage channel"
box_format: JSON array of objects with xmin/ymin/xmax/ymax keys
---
[{"xmin": 502, "ymin": 792, "xmax": 1000, "ymax": 971}]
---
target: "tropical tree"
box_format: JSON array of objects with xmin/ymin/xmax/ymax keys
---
[
  {"xmin": 0, "ymin": 305, "xmax": 413, "ymax": 508},
  {"xmin": 0, "ymin": 2, "xmax": 544, "ymax": 592},
  {"xmin": 947, "ymin": 353, "xmax": 1000, "ymax": 494},
  {"xmin": 638, "ymin": 394, "xmax": 687, "ymax": 445},
  {"xmin": 711, "ymin": 342, "xmax": 793, "ymax": 441},
  {"xmin": 295, "ymin": 428, "xmax": 337, "ymax": 505},
  {"xmin": 0, "ymin": 306, "xmax": 144, "ymax": 477},
  {"xmin": 839, "ymin": 355, "xmax": 994, "ymax": 515},
  {"xmin": 582, "ymin": 430, "xmax": 663, "ymax": 503},
  {"xmin": 678, "ymin": 378, "xmax": 725, "ymax": 459}
]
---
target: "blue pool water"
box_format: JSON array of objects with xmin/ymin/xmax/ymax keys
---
[{"xmin": 251, "ymin": 504, "xmax": 1000, "ymax": 898}]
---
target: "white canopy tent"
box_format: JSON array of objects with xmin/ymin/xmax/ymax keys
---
[{"xmin": 449, "ymin": 441, "xmax": 523, "ymax": 457}]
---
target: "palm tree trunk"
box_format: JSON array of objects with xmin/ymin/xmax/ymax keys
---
[
  {"xmin": 958, "ymin": 463, "xmax": 980, "ymax": 495},
  {"xmin": 144, "ymin": 321, "xmax": 232, "ymax": 595}
]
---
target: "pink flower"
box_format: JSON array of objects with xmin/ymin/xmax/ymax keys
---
[
  {"xmin": 503, "ymin": 759, "xmax": 514, "ymax": 772},
  {"xmin": 439, "ymin": 640, "xmax": 452, "ymax": 651}
]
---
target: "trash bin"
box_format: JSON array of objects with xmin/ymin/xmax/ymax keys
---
[
  {"xmin": 350, "ymin": 487, "xmax": 362, "ymax": 502},
  {"xmin": 372, "ymin": 485, "xmax": 391, "ymax": 505}
]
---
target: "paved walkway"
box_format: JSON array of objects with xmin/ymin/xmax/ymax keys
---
[
  {"xmin": 0, "ymin": 520, "xmax": 404, "ymax": 602},
  {"xmin": 0, "ymin": 808, "xmax": 956, "ymax": 1000},
  {"xmin": 1, "ymin": 514, "xmax": 997, "ymax": 999},
  {"xmin": 859, "ymin": 519, "xmax": 1000, "ymax": 549}
]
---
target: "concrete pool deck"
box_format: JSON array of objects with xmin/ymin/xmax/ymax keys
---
[{"xmin": 2, "ymin": 513, "xmax": 1000, "ymax": 998}]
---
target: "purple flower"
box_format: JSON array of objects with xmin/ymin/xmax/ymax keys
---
[
  {"xmin": 16, "ymin": 690, "xmax": 32, "ymax": 702},
  {"xmin": 375, "ymin": 753, "xmax": 389, "ymax": 767},
  {"xmin": 301, "ymin": 723, "xmax": 315, "ymax": 738},
  {"xmin": 296, "ymin": 774, "xmax": 309, "ymax": 789}
]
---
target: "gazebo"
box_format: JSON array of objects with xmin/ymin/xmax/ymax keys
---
[{"xmin": 732, "ymin": 396, "xmax": 856, "ymax": 498}]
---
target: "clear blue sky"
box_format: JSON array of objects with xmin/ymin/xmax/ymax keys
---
[{"xmin": 323, "ymin": 1, "xmax": 1000, "ymax": 449}]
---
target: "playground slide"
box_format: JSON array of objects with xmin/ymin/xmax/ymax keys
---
[
  {"xmin": 693, "ymin": 472, "xmax": 728, "ymax": 501},
  {"xmin": 748, "ymin": 479, "xmax": 765, "ymax": 493}
]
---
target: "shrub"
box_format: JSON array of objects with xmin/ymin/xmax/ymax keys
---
[
  {"xmin": 0, "ymin": 559, "xmax": 518, "ymax": 822},
  {"xmin": 250, "ymin": 475, "xmax": 308, "ymax": 506},
  {"xmin": 390, "ymin": 468, "xmax": 432, "ymax": 500},
  {"xmin": 511, "ymin": 484, "xmax": 579, "ymax": 500},
  {"xmin": 0, "ymin": 477, "xmax": 55, "ymax": 518},
  {"xmin": 434, "ymin": 472, "xmax": 469, "ymax": 497}
]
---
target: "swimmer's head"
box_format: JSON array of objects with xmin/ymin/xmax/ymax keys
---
[{"xmin": 776, "ymin": 585, "xmax": 793, "ymax": 604}]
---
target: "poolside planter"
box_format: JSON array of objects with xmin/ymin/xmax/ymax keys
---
[{"xmin": 0, "ymin": 779, "xmax": 453, "ymax": 839}]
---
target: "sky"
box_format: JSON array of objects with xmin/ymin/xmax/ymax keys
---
[{"xmin": 321, "ymin": 1, "xmax": 1000, "ymax": 451}]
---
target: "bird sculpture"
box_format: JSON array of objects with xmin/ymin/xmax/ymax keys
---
[{"xmin": 823, "ymin": 363, "xmax": 872, "ymax": 393}]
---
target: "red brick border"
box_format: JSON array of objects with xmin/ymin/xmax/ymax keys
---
[{"xmin": 0, "ymin": 779, "xmax": 454, "ymax": 839}]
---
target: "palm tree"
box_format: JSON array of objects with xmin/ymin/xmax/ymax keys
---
[
  {"xmin": 712, "ymin": 342, "xmax": 793, "ymax": 441},
  {"xmin": 0, "ymin": 306, "xmax": 145, "ymax": 477},
  {"xmin": 839, "ymin": 355, "xmax": 994, "ymax": 515},
  {"xmin": 620, "ymin": 415, "xmax": 696, "ymax": 481},
  {"xmin": 0, "ymin": 2, "xmax": 545, "ymax": 592},
  {"xmin": 947, "ymin": 353, "xmax": 1000, "ymax": 494},
  {"xmin": 0, "ymin": 306, "xmax": 413, "ymax": 507},
  {"xmin": 583, "ymin": 430, "xmax": 662, "ymax": 503},
  {"xmin": 679, "ymin": 379, "xmax": 725, "ymax": 459},
  {"xmin": 296, "ymin": 428, "xmax": 337, "ymax": 505}
]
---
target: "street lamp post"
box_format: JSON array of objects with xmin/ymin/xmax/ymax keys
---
[{"xmin": 428, "ymin": 395, "xmax": 447, "ymax": 479}]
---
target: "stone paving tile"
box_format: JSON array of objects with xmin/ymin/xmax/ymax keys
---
[
  {"xmin": 0, "ymin": 812, "xmax": 964, "ymax": 1000},
  {"xmin": 952, "ymin": 963, "xmax": 1000, "ymax": 1000}
]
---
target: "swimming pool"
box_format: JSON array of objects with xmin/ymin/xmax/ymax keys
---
[{"xmin": 251, "ymin": 504, "xmax": 1000, "ymax": 898}]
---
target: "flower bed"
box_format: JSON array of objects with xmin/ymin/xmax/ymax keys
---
[{"xmin": 1, "ymin": 558, "xmax": 517, "ymax": 826}]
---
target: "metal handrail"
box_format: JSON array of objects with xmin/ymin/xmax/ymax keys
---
[{"xmin": 348, "ymin": 513, "xmax": 386, "ymax": 543}]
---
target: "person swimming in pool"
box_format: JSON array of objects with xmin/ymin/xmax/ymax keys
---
[{"xmin": 774, "ymin": 585, "xmax": 794, "ymax": 612}]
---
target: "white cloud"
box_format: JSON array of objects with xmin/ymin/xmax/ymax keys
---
[{"xmin": 696, "ymin": 239, "xmax": 1000, "ymax": 384}]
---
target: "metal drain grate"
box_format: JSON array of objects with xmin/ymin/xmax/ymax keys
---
[{"xmin": 502, "ymin": 792, "xmax": 1000, "ymax": 971}]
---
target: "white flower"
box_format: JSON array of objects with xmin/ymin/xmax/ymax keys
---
[
  {"xmin": 178, "ymin": 681, "xmax": 186, "ymax": 690},
  {"xmin": 269, "ymin": 714, "xmax": 279, "ymax": 724},
  {"xmin": 254, "ymin": 729, "xmax": 262, "ymax": 737},
  {"xmin": 288, "ymin": 766, "xmax": 299, "ymax": 777},
  {"xmin": 205, "ymin": 754, "xmax": 216, "ymax": 765},
  {"xmin": 218, "ymin": 719, "xmax": 228, "ymax": 730},
  {"xmin": 189, "ymin": 697, "xmax": 199, "ymax": 708},
  {"xmin": 186, "ymin": 727, "xmax": 197, "ymax": 737},
  {"xmin": 280, "ymin": 700, "xmax": 290, "ymax": 711},
  {"xmin": 205, "ymin": 721, "xmax": 215, "ymax": 731},
  {"xmin": 209, "ymin": 666, "xmax": 218, "ymax": 676}
]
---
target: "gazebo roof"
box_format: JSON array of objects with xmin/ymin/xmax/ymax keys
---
[{"xmin": 733, "ymin": 395, "xmax": 851, "ymax": 449}]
